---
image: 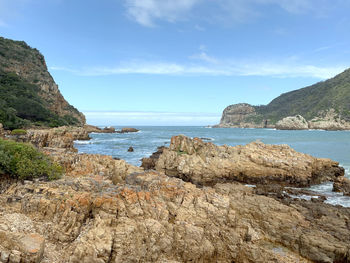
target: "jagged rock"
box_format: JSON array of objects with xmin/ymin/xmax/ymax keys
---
[
  {"xmin": 215, "ymin": 103, "xmax": 268, "ymax": 128},
  {"xmin": 308, "ymin": 109, "xmax": 350, "ymax": 130},
  {"xmin": 0, "ymin": 214, "xmax": 45, "ymax": 263},
  {"xmin": 44, "ymin": 148, "xmax": 143, "ymax": 184},
  {"xmin": 152, "ymin": 135, "xmax": 344, "ymax": 187},
  {"xmin": 117, "ymin": 128, "xmax": 139, "ymax": 133},
  {"xmin": 141, "ymin": 146, "xmax": 166, "ymax": 170},
  {"xmin": 275, "ymin": 115, "xmax": 309, "ymax": 130},
  {"xmin": 333, "ymin": 177, "xmax": 350, "ymax": 196},
  {"xmin": 1, "ymin": 171, "xmax": 350, "ymax": 262}
]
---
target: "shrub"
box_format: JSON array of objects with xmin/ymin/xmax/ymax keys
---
[
  {"xmin": 0, "ymin": 138, "xmax": 62, "ymax": 180},
  {"xmin": 10, "ymin": 129, "xmax": 27, "ymax": 135}
]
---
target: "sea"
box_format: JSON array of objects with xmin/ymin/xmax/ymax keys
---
[{"xmin": 75, "ymin": 126, "xmax": 350, "ymax": 207}]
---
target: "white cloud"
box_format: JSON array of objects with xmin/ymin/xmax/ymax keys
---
[
  {"xmin": 124, "ymin": 0, "xmax": 200, "ymax": 27},
  {"xmin": 83, "ymin": 111, "xmax": 220, "ymax": 126},
  {"xmin": 123, "ymin": 0, "xmax": 337, "ymax": 27},
  {"xmin": 50, "ymin": 58, "xmax": 347, "ymax": 79}
]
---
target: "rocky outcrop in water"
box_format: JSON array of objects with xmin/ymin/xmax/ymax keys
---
[
  {"xmin": 117, "ymin": 128, "xmax": 139, "ymax": 133},
  {"xmin": 275, "ymin": 115, "xmax": 308, "ymax": 130},
  {"xmin": 144, "ymin": 135, "xmax": 344, "ymax": 187}
]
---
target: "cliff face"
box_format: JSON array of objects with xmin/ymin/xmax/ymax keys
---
[
  {"xmin": 0, "ymin": 36, "xmax": 85, "ymax": 128},
  {"xmin": 216, "ymin": 68, "xmax": 350, "ymax": 130}
]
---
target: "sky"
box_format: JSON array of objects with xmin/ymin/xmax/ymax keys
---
[{"xmin": 0, "ymin": 0, "xmax": 350, "ymax": 125}]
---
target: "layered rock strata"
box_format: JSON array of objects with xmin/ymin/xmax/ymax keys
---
[
  {"xmin": 1, "ymin": 171, "xmax": 350, "ymax": 262},
  {"xmin": 144, "ymin": 135, "xmax": 344, "ymax": 187}
]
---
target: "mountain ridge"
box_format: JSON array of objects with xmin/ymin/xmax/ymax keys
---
[
  {"xmin": 216, "ymin": 68, "xmax": 350, "ymax": 130},
  {"xmin": 0, "ymin": 36, "xmax": 85, "ymax": 129}
]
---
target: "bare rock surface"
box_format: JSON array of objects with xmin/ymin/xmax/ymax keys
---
[
  {"xmin": 308, "ymin": 109, "xmax": 350, "ymax": 130},
  {"xmin": 333, "ymin": 177, "xmax": 350, "ymax": 196},
  {"xmin": 215, "ymin": 103, "xmax": 268, "ymax": 128},
  {"xmin": 149, "ymin": 135, "xmax": 344, "ymax": 187},
  {"xmin": 276, "ymin": 115, "xmax": 309, "ymax": 130},
  {"xmin": 1, "ymin": 171, "xmax": 350, "ymax": 262},
  {"xmin": 117, "ymin": 127, "xmax": 139, "ymax": 133}
]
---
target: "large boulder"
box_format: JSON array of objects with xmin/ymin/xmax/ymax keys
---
[
  {"xmin": 308, "ymin": 109, "xmax": 350, "ymax": 130},
  {"xmin": 148, "ymin": 135, "xmax": 344, "ymax": 187},
  {"xmin": 275, "ymin": 115, "xmax": 309, "ymax": 130}
]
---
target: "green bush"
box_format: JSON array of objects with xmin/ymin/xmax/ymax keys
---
[
  {"xmin": 10, "ymin": 129, "xmax": 27, "ymax": 135},
  {"xmin": 0, "ymin": 138, "xmax": 62, "ymax": 180}
]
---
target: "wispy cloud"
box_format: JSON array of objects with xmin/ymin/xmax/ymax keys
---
[
  {"xmin": 83, "ymin": 111, "xmax": 220, "ymax": 126},
  {"xmin": 123, "ymin": 0, "xmax": 338, "ymax": 27},
  {"xmin": 50, "ymin": 57, "xmax": 347, "ymax": 79},
  {"xmin": 124, "ymin": 0, "xmax": 200, "ymax": 27}
]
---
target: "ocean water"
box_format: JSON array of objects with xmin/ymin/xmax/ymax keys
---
[{"xmin": 75, "ymin": 126, "xmax": 350, "ymax": 206}]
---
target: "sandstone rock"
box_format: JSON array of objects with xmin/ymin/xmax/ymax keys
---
[
  {"xmin": 275, "ymin": 115, "xmax": 309, "ymax": 130},
  {"xmin": 333, "ymin": 177, "xmax": 350, "ymax": 195},
  {"xmin": 1, "ymin": 171, "xmax": 350, "ymax": 262},
  {"xmin": 0, "ymin": 214, "xmax": 45, "ymax": 263},
  {"xmin": 151, "ymin": 135, "xmax": 344, "ymax": 187},
  {"xmin": 117, "ymin": 128, "xmax": 139, "ymax": 133},
  {"xmin": 215, "ymin": 103, "xmax": 269, "ymax": 128},
  {"xmin": 141, "ymin": 146, "xmax": 166, "ymax": 170},
  {"xmin": 103, "ymin": 126, "xmax": 116, "ymax": 133},
  {"xmin": 44, "ymin": 148, "xmax": 143, "ymax": 184},
  {"xmin": 308, "ymin": 109, "xmax": 350, "ymax": 130}
]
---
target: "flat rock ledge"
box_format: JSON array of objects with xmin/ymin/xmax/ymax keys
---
[{"xmin": 143, "ymin": 135, "xmax": 344, "ymax": 187}]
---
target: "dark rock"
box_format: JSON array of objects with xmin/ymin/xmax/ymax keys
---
[
  {"xmin": 117, "ymin": 128, "xmax": 139, "ymax": 133},
  {"xmin": 141, "ymin": 146, "xmax": 167, "ymax": 170},
  {"xmin": 128, "ymin": 146, "xmax": 134, "ymax": 152}
]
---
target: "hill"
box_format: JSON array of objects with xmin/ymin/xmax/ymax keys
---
[
  {"xmin": 0, "ymin": 36, "xmax": 85, "ymax": 129},
  {"xmin": 217, "ymin": 68, "xmax": 350, "ymax": 130}
]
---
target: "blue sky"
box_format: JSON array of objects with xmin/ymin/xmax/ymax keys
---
[{"xmin": 1, "ymin": 0, "xmax": 350, "ymax": 125}]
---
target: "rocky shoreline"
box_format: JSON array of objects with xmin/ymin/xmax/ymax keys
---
[
  {"xmin": 215, "ymin": 103, "xmax": 350, "ymax": 131},
  {"xmin": 1, "ymin": 126, "xmax": 350, "ymax": 262}
]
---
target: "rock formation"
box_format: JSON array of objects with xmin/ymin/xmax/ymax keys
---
[
  {"xmin": 215, "ymin": 103, "xmax": 268, "ymax": 128},
  {"xmin": 275, "ymin": 115, "xmax": 309, "ymax": 130},
  {"xmin": 144, "ymin": 135, "xmax": 344, "ymax": 187},
  {"xmin": 1, "ymin": 170, "xmax": 350, "ymax": 262},
  {"xmin": 0, "ymin": 36, "xmax": 85, "ymax": 127},
  {"xmin": 117, "ymin": 128, "xmax": 139, "ymax": 133},
  {"xmin": 1, "ymin": 128, "xmax": 350, "ymax": 262},
  {"xmin": 215, "ymin": 68, "xmax": 350, "ymax": 130}
]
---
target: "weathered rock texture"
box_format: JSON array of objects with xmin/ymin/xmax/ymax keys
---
[
  {"xmin": 1, "ymin": 171, "xmax": 350, "ymax": 263},
  {"xmin": 145, "ymin": 135, "xmax": 344, "ymax": 187},
  {"xmin": 308, "ymin": 109, "xmax": 350, "ymax": 130},
  {"xmin": 333, "ymin": 177, "xmax": 350, "ymax": 196},
  {"xmin": 275, "ymin": 115, "xmax": 309, "ymax": 130},
  {"xmin": 0, "ymin": 37, "xmax": 85, "ymax": 126},
  {"xmin": 215, "ymin": 103, "xmax": 268, "ymax": 128}
]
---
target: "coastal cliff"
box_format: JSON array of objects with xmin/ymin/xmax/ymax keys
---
[
  {"xmin": 0, "ymin": 36, "xmax": 85, "ymax": 129},
  {"xmin": 216, "ymin": 68, "xmax": 350, "ymax": 130}
]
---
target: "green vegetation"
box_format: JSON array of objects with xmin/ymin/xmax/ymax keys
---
[
  {"xmin": 0, "ymin": 138, "xmax": 62, "ymax": 180},
  {"xmin": 0, "ymin": 70, "xmax": 79, "ymax": 129},
  {"xmin": 10, "ymin": 129, "xmax": 27, "ymax": 135},
  {"xmin": 251, "ymin": 69, "xmax": 350, "ymax": 124}
]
